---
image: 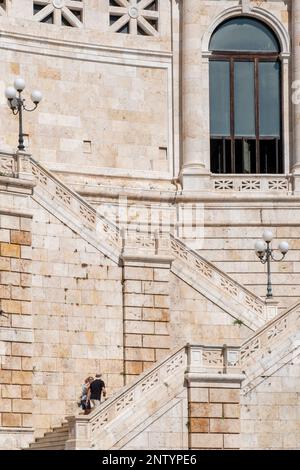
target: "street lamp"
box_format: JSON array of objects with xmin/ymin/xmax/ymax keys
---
[
  {"xmin": 5, "ymin": 78, "xmax": 42, "ymax": 152},
  {"xmin": 254, "ymin": 230, "xmax": 289, "ymax": 298}
]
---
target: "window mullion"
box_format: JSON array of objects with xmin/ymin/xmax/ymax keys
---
[
  {"xmin": 230, "ymin": 58, "xmax": 235, "ymax": 173},
  {"xmin": 255, "ymin": 58, "xmax": 260, "ymax": 173}
]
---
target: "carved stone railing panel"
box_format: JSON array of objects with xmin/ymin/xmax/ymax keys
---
[
  {"xmin": 0, "ymin": 151, "xmax": 123, "ymax": 261},
  {"xmin": 187, "ymin": 345, "xmax": 241, "ymax": 373},
  {"xmin": 212, "ymin": 176, "xmax": 290, "ymax": 193},
  {"xmin": 0, "ymin": 154, "xmax": 16, "ymax": 177},
  {"xmin": 87, "ymin": 347, "xmax": 187, "ymax": 440},
  {"xmin": 12, "ymin": 154, "xmax": 122, "ymax": 256},
  {"xmin": 171, "ymin": 235, "xmax": 266, "ymax": 320},
  {"xmin": 66, "ymin": 344, "xmax": 241, "ymax": 449},
  {"xmin": 241, "ymin": 303, "xmax": 300, "ymax": 367}
]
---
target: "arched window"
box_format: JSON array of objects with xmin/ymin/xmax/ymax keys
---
[{"xmin": 209, "ymin": 17, "xmax": 282, "ymax": 174}]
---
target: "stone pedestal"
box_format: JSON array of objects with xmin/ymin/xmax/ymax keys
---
[
  {"xmin": 265, "ymin": 298, "xmax": 279, "ymax": 321},
  {"xmin": 185, "ymin": 345, "xmax": 244, "ymax": 450}
]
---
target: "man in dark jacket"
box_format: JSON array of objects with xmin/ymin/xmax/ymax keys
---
[{"xmin": 89, "ymin": 373, "xmax": 106, "ymax": 409}]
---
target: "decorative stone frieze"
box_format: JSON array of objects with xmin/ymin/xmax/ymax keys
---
[
  {"xmin": 109, "ymin": 0, "xmax": 159, "ymax": 36},
  {"xmin": 33, "ymin": 0, "xmax": 83, "ymax": 27}
]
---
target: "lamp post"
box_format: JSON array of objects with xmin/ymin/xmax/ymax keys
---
[
  {"xmin": 254, "ymin": 230, "xmax": 289, "ymax": 298},
  {"xmin": 5, "ymin": 78, "xmax": 42, "ymax": 152}
]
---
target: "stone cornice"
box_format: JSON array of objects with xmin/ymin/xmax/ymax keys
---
[{"xmin": 0, "ymin": 29, "xmax": 173, "ymax": 63}]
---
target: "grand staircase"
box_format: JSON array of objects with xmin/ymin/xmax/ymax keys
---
[
  {"xmin": 240, "ymin": 301, "xmax": 300, "ymax": 394},
  {"xmin": 0, "ymin": 151, "xmax": 268, "ymax": 330},
  {"xmin": 28, "ymin": 347, "xmax": 187, "ymax": 450},
  {"xmin": 26, "ymin": 302, "xmax": 300, "ymax": 450},
  {"xmin": 27, "ymin": 424, "xmax": 69, "ymax": 451},
  {"xmin": 1, "ymin": 151, "xmax": 290, "ymax": 450}
]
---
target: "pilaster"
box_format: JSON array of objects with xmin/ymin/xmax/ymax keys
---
[
  {"xmin": 121, "ymin": 237, "xmax": 173, "ymax": 384},
  {"xmin": 185, "ymin": 345, "xmax": 244, "ymax": 450}
]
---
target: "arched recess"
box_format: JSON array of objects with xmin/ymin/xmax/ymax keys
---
[{"xmin": 202, "ymin": 6, "xmax": 290, "ymax": 56}]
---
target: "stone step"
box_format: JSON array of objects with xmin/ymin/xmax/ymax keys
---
[
  {"xmin": 35, "ymin": 434, "xmax": 68, "ymax": 444},
  {"xmin": 29, "ymin": 443, "xmax": 66, "ymax": 450},
  {"xmin": 42, "ymin": 427, "xmax": 68, "ymax": 437}
]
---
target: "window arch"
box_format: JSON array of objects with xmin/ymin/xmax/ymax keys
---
[{"xmin": 209, "ymin": 17, "xmax": 282, "ymax": 174}]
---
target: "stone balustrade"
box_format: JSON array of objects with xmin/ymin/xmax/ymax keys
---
[
  {"xmin": 212, "ymin": 175, "xmax": 291, "ymax": 193},
  {"xmin": 65, "ymin": 344, "xmax": 242, "ymax": 449}
]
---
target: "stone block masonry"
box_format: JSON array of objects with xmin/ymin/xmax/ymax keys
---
[
  {"xmin": 0, "ymin": 211, "xmax": 33, "ymax": 450},
  {"xmin": 29, "ymin": 201, "xmax": 124, "ymax": 438},
  {"xmin": 122, "ymin": 241, "xmax": 173, "ymax": 384},
  {"xmin": 189, "ymin": 383, "xmax": 241, "ymax": 450}
]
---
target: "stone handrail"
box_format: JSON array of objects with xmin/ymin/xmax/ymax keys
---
[
  {"xmin": 241, "ymin": 301, "xmax": 300, "ymax": 367},
  {"xmin": 0, "ymin": 151, "xmax": 268, "ymax": 327},
  {"xmin": 65, "ymin": 344, "xmax": 241, "ymax": 449},
  {"xmin": 171, "ymin": 235, "xmax": 266, "ymax": 324},
  {"xmin": 0, "ymin": 151, "xmax": 122, "ymax": 261}
]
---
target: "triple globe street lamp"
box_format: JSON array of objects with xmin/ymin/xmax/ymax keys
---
[
  {"xmin": 5, "ymin": 78, "xmax": 42, "ymax": 152},
  {"xmin": 255, "ymin": 230, "xmax": 289, "ymax": 298}
]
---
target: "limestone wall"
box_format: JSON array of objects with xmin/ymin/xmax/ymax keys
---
[
  {"xmin": 90, "ymin": 195, "xmax": 300, "ymax": 316},
  {"xmin": 30, "ymin": 199, "xmax": 123, "ymax": 437},
  {"xmin": 170, "ymin": 274, "xmax": 252, "ymax": 347},
  {"xmin": 122, "ymin": 390, "xmax": 189, "ymax": 450},
  {"xmin": 0, "ymin": 176, "xmax": 34, "ymax": 449},
  {"xmin": 0, "ymin": 1, "xmax": 172, "ymax": 175},
  {"xmin": 201, "ymin": 202, "xmax": 300, "ymax": 313},
  {"xmin": 241, "ymin": 358, "xmax": 300, "ymax": 449}
]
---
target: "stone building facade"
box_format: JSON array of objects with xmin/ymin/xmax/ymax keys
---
[{"xmin": 0, "ymin": 0, "xmax": 300, "ymax": 450}]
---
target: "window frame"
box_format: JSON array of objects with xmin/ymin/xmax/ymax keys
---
[{"xmin": 210, "ymin": 49, "xmax": 282, "ymax": 174}]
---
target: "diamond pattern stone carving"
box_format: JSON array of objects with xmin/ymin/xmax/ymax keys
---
[
  {"xmin": 109, "ymin": 0, "xmax": 159, "ymax": 36},
  {"xmin": 0, "ymin": 157, "xmax": 14, "ymax": 176},
  {"xmin": 214, "ymin": 179, "xmax": 234, "ymax": 190},
  {"xmin": 202, "ymin": 349, "xmax": 223, "ymax": 366},
  {"xmin": 267, "ymin": 318, "xmax": 287, "ymax": 341},
  {"xmin": 171, "ymin": 236, "xmax": 266, "ymax": 321},
  {"xmin": 55, "ymin": 186, "xmax": 71, "ymax": 205},
  {"xmin": 240, "ymin": 338, "xmax": 260, "ymax": 362},
  {"xmin": 213, "ymin": 177, "xmax": 289, "ymax": 193},
  {"xmin": 33, "ymin": 0, "xmax": 83, "ymax": 27},
  {"xmin": 268, "ymin": 179, "xmax": 288, "ymax": 191},
  {"xmin": 240, "ymin": 180, "xmax": 261, "ymax": 191}
]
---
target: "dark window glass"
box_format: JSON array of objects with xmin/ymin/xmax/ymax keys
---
[
  {"xmin": 209, "ymin": 17, "xmax": 282, "ymax": 174},
  {"xmin": 69, "ymin": 9, "xmax": 82, "ymax": 21},
  {"xmin": 209, "ymin": 61, "xmax": 230, "ymax": 137},
  {"xmin": 234, "ymin": 62, "xmax": 255, "ymax": 137},
  {"xmin": 260, "ymin": 139, "xmax": 282, "ymax": 174},
  {"xmin": 235, "ymin": 140, "xmax": 256, "ymax": 173},
  {"xmin": 209, "ymin": 17, "xmax": 280, "ymax": 52},
  {"xmin": 33, "ymin": 3, "xmax": 44, "ymax": 15},
  {"xmin": 41, "ymin": 13, "xmax": 54, "ymax": 24},
  {"xmin": 259, "ymin": 62, "xmax": 281, "ymax": 137},
  {"xmin": 110, "ymin": 15, "xmax": 121, "ymax": 26},
  {"xmin": 117, "ymin": 21, "xmax": 130, "ymax": 34},
  {"xmin": 211, "ymin": 139, "xmax": 232, "ymax": 173}
]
